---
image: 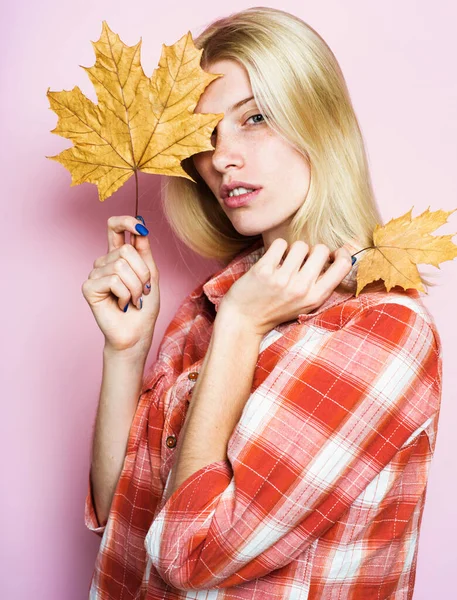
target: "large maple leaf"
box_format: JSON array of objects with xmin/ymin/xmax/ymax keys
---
[
  {"xmin": 46, "ymin": 22, "xmax": 223, "ymax": 210},
  {"xmin": 355, "ymin": 207, "xmax": 457, "ymax": 295}
]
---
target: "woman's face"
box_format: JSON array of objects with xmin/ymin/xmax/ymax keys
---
[{"xmin": 192, "ymin": 59, "xmax": 311, "ymax": 251}]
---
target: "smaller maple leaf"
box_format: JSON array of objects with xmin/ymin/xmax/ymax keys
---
[
  {"xmin": 355, "ymin": 207, "xmax": 457, "ymax": 296},
  {"xmin": 46, "ymin": 22, "xmax": 224, "ymax": 205}
]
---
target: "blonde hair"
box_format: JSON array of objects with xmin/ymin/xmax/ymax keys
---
[{"xmin": 160, "ymin": 7, "xmax": 432, "ymax": 292}]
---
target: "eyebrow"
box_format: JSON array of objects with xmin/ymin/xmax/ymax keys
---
[{"xmin": 227, "ymin": 95, "xmax": 255, "ymax": 113}]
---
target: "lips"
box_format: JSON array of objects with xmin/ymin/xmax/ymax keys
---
[
  {"xmin": 219, "ymin": 180, "xmax": 262, "ymax": 200},
  {"xmin": 223, "ymin": 188, "xmax": 262, "ymax": 208}
]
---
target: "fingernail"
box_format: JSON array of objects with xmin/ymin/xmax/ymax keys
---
[
  {"xmin": 144, "ymin": 282, "xmax": 151, "ymax": 294},
  {"xmin": 136, "ymin": 296, "xmax": 143, "ymax": 310},
  {"xmin": 351, "ymin": 256, "xmax": 357, "ymax": 265},
  {"xmin": 123, "ymin": 302, "xmax": 129, "ymax": 312},
  {"xmin": 135, "ymin": 223, "xmax": 149, "ymax": 236},
  {"xmin": 136, "ymin": 215, "xmax": 146, "ymax": 225}
]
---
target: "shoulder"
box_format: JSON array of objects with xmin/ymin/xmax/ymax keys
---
[
  {"xmin": 269, "ymin": 289, "xmax": 442, "ymax": 429},
  {"xmin": 338, "ymin": 287, "xmax": 438, "ymax": 335},
  {"xmin": 327, "ymin": 289, "xmax": 442, "ymax": 371},
  {"xmin": 289, "ymin": 287, "xmax": 442, "ymax": 369}
]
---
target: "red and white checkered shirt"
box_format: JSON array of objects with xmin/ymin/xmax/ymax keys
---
[{"xmin": 85, "ymin": 238, "xmax": 442, "ymax": 599}]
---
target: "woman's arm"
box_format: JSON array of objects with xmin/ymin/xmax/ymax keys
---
[
  {"xmin": 166, "ymin": 306, "xmax": 261, "ymax": 499},
  {"xmin": 90, "ymin": 343, "xmax": 150, "ymax": 526},
  {"xmin": 167, "ymin": 241, "xmax": 352, "ymax": 500}
]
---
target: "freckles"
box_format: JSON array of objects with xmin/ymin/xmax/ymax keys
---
[{"xmin": 255, "ymin": 132, "xmax": 280, "ymax": 158}]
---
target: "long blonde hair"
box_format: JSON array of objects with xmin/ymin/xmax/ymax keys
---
[{"xmin": 161, "ymin": 7, "xmax": 383, "ymax": 269}]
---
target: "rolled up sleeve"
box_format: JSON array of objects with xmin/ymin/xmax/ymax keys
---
[
  {"xmin": 145, "ymin": 302, "xmax": 441, "ymax": 591},
  {"xmin": 84, "ymin": 472, "xmax": 106, "ymax": 537}
]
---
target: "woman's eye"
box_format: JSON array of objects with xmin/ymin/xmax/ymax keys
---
[
  {"xmin": 210, "ymin": 113, "xmax": 266, "ymax": 143},
  {"xmin": 246, "ymin": 113, "xmax": 265, "ymax": 124}
]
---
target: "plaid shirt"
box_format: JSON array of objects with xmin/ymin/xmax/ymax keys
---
[{"xmin": 85, "ymin": 238, "xmax": 442, "ymax": 599}]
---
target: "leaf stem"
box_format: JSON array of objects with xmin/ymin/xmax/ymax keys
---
[
  {"xmin": 351, "ymin": 246, "xmax": 374, "ymax": 258},
  {"xmin": 134, "ymin": 169, "xmax": 139, "ymax": 216}
]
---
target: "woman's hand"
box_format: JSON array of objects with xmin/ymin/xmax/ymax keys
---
[
  {"xmin": 220, "ymin": 238, "xmax": 354, "ymax": 337},
  {"xmin": 81, "ymin": 215, "xmax": 160, "ymax": 355}
]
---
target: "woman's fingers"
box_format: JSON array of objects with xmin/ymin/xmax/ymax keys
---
[
  {"xmin": 314, "ymin": 246, "xmax": 353, "ymax": 294},
  {"xmin": 93, "ymin": 242, "xmax": 151, "ymax": 289},
  {"xmin": 130, "ymin": 218, "xmax": 159, "ymax": 284},
  {"xmin": 293, "ymin": 243, "xmax": 330, "ymax": 285},
  {"xmin": 107, "ymin": 215, "xmax": 128, "ymax": 252},
  {"xmin": 97, "ymin": 215, "xmax": 158, "ymax": 293},
  {"xmin": 84, "ymin": 274, "xmax": 131, "ymax": 312},
  {"xmin": 278, "ymin": 241, "xmax": 309, "ymax": 275},
  {"xmin": 89, "ymin": 256, "xmax": 145, "ymax": 309},
  {"xmin": 257, "ymin": 237, "xmax": 289, "ymax": 270},
  {"xmin": 107, "ymin": 215, "xmax": 150, "ymax": 253},
  {"xmin": 280, "ymin": 242, "xmax": 352, "ymax": 309},
  {"xmin": 106, "ymin": 215, "xmax": 159, "ymax": 285}
]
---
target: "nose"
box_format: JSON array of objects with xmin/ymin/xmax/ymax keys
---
[{"xmin": 210, "ymin": 128, "xmax": 244, "ymax": 173}]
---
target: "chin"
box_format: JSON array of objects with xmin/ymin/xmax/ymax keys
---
[{"xmin": 230, "ymin": 221, "xmax": 265, "ymax": 237}]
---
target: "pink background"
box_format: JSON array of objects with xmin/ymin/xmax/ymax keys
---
[{"xmin": 2, "ymin": 1, "xmax": 456, "ymax": 598}]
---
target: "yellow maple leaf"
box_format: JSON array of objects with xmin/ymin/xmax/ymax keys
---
[
  {"xmin": 355, "ymin": 207, "xmax": 457, "ymax": 296},
  {"xmin": 46, "ymin": 21, "xmax": 224, "ymax": 209}
]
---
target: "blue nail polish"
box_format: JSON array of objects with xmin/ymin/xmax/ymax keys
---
[
  {"xmin": 145, "ymin": 283, "xmax": 151, "ymax": 289},
  {"xmin": 135, "ymin": 215, "xmax": 146, "ymax": 225},
  {"xmin": 351, "ymin": 256, "xmax": 357, "ymax": 265},
  {"xmin": 123, "ymin": 302, "xmax": 129, "ymax": 312},
  {"xmin": 135, "ymin": 223, "xmax": 149, "ymax": 236}
]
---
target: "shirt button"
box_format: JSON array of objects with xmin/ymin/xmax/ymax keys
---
[
  {"xmin": 188, "ymin": 371, "xmax": 199, "ymax": 381},
  {"xmin": 166, "ymin": 435, "xmax": 177, "ymax": 448}
]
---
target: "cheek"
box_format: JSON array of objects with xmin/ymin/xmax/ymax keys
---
[
  {"xmin": 280, "ymin": 148, "xmax": 310, "ymax": 187},
  {"xmin": 192, "ymin": 154, "xmax": 214, "ymax": 186},
  {"xmin": 192, "ymin": 152, "xmax": 208, "ymax": 173},
  {"xmin": 258, "ymin": 134, "xmax": 304, "ymax": 174},
  {"xmin": 191, "ymin": 155, "xmax": 202, "ymax": 177}
]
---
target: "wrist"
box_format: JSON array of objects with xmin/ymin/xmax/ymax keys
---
[
  {"xmin": 103, "ymin": 342, "xmax": 150, "ymax": 366},
  {"xmin": 215, "ymin": 302, "xmax": 264, "ymax": 343}
]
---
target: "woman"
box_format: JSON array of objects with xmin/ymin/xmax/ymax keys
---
[{"xmin": 82, "ymin": 7, "xmax": 441, "ymax": 599}]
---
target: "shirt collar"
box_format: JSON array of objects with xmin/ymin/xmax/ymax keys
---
[{"xmin": 195, "ymin": 239, "xmax": 358, "ymax": 324}]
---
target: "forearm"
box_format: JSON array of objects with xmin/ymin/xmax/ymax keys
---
[
  {"xmin": 167, "ymin": 308, "xmax": 262, "ymax": 499},
  {"xmin": 90, "ymin": 344, "xmax": 150, "ymax": 526}
]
